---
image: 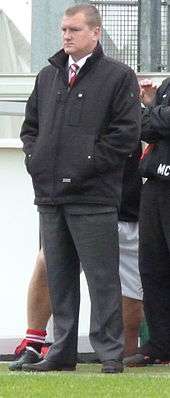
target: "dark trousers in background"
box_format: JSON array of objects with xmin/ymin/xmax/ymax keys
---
[
  {"xmin": 39, "ymin": 204, "xmax": 124, "ymax": 365},
  {"xmin": 139, "ymin": 179, "xmax": 170, "ymax": 359}
]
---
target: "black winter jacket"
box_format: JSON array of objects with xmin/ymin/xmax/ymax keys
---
[
  {"xmin": 140, "ymin": 78, "xmax": 170, "ymax": 181},
  {"xmin": 119, "ymin": 143, "xmax": 142, "ymax": 222},
  {"xmin": 21, "ymin": 43, "xmax": 141, "ymax": 207}
]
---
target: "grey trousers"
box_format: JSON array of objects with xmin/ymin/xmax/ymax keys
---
[{"xmin": 39, "ymin": 204, "xmax": 124, "ymax": 365}]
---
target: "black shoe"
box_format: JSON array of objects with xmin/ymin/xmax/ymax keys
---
[
  {"xmin": 9, "ymin": 348, "xmax": 41, "ymax": 371},
  {"xmin": 123, "ymin": 353, "xmax": 153, "ymax": 367},
  {"xmin": 123, "ymin": 341, "xmax": 170, "ymax": 367},
  {"xmin": 101, "ymin": 360, "xmax": 124, "ymax": 374},
  {"xmin": 123, "ymin": 353, "xmax": 168, "ymax": 367},
  {"xmin": 22, "ymin": 358, "xmax": 76, "ymax": 372}
]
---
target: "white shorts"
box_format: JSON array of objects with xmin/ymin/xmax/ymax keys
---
[{"xmin": 118, "ymin": 221, "xmax": 143, "ymax": 301}]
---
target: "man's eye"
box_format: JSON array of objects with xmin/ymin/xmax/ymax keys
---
[
  {"xmin": 62, "ymin": 27, "xmax": 81, "ymax": 33},
  {"xmin": 71, "ymin": 28, "xmax": 81, "ymax": 32}
]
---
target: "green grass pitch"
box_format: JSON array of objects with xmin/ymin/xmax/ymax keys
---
[{"xmin": 0, "ymin": 363, "xmax": 170, "ymax": 398}]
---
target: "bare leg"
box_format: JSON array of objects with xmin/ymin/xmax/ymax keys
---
[
  {"xmin": 27, "ymin": 248, "xmax": 51, "ymax": 329},
  {"xmin": 123, "ymin": 296, "xmax": 144, "ymax": 356},
  {"xmin": 9, "ymin": 250, "xmax": 52, "ymax": 370}
]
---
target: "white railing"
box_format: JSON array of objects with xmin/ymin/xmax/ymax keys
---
[
  {"xmin": 0, "ymin": 72, "xmax": 170, "ymax": 148},
  {"xmin": 1, "ymin": 72, "xmax": 169, "ymax": 100},
  {"xmin": 0, "ymin": 74, "xmax": 35, "ymax": 100},
  {"xmin": 0, "ymin": 75, "xmax": 35, "ymax": 148}
]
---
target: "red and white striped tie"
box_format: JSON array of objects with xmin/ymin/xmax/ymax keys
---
[{"xmin": 69, "ymin": 63, "xmax": 79, "ymax": 88}]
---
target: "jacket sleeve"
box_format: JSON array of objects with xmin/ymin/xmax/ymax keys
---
[
  {"xmin": 148, "ymin": 105, "xmax": 170, "ymax": 136},
  {"xmin": 141, "ymin": 82, "xmax": 170, "ymax": 143},
  {"xmin": 20, "ymin": 75, "xmax": 39, "ymax": 155},
  {"xmin": 94, "ymin": 68, "xmax": 141, "ymax": 173},
  {"xmin": 141, "ymin": 106, "xmax": 161, "ymax": 143}
]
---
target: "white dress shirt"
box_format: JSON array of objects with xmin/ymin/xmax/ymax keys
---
[{"xmin": 68, "ymin": 53, "xmax": 92, "ymax": 81}]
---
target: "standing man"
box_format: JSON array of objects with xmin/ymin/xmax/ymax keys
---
[
  {"xmin": 20, "ymin": 4, "xmax": 141, "ymax": 373},
  {"xmin": 125, "ymin": 78, "xmax": 170, "ymax": 366}
]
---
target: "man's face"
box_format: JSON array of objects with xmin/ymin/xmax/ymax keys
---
[{"xmin": 61, "ymin": 12, "xmax": 101, "ymax": 61}]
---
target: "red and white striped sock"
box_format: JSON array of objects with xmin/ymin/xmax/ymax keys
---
[
  {"xmin": 26, "ymin": 328, "xmax": 47, "ymax": 344},
  {"xmin": 15, "ymin": 328, "xmax": 47, "ymax": 356}
]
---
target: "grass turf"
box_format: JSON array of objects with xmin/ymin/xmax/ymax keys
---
[{"xmin": 0, "ymin": 363, "xmax": 170, "ymax": 398}]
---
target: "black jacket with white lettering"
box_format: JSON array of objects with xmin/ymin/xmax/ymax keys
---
[
  {"xmin": 20, "ymin": 43, "xmax": 141, "ymax": 207},
  {"xmin": 140, "ymin": 78, "xmax": 170, "ymax": 180}
]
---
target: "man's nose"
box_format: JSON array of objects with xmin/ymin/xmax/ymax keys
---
[{"xmin": 64, "ymin": 30, "xmax": 71, "ymax": 39}]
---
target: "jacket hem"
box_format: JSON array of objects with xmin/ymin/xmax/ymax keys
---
[{"xmin": 34, "ymin": 195, "xmax": 118, "ymax": 207}]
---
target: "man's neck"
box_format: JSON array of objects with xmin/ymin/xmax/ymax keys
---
[
  {"xmin": 69, "ymin": 53, "xmax": 92, "ymax": 70},
  {"xmin": 71, "ymin": 53, "xmax": 92, "ymax": 62}
]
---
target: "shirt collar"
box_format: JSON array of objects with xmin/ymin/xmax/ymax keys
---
[{"xmin": 68, "ymin": 53, "xmax": 92, "ymax": 71}]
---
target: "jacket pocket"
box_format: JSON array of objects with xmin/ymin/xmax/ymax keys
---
[{"xmin": 56, "ymin": 133, "xmax": 96, "ymax": 183}]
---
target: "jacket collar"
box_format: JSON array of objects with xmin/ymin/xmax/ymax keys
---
[{"xmin": 48, "ymin": 41, "xmax": 104, "ymax": 70}]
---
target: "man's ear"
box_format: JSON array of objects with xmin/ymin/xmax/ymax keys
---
[{"xmin": 93, "ymin": 26, "xmax": 101, "ymax": 40}]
